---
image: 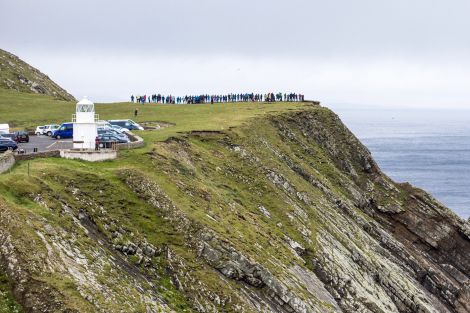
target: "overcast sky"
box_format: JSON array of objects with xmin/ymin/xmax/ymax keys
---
[{"xmin": 2, "ymin": 0, "xmax": 470, "ymax": 107}]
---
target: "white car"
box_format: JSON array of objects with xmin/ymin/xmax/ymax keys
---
[
  {"xmin": 43, "ymin": 124, "xmax": 60, "ymax": 136},
  {"xmin": 36, "ymin": 125, "xmax": 60, "ymax": 136},
  {"xmin": 108, "ymin": 119, "xmax": 144, "ymax": 131},
  {"xmin": 35, "ymin": 126, "xmax": 45, "ymax": 135}
]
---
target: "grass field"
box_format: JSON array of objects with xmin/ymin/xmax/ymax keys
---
[{"xmin": 0, "ymin": 89, "xmax": 309, "ymax": 142}]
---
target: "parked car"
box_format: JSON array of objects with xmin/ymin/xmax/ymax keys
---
[
  {"xmin": 97, "ymin": 122, "xmax": 125, "ymax": 134},
  {"xmin": 98, "ymin": 133, "xmax": 129, "ymax": 148},
  {"xmin": 0, "ymin": 133, "xmax": 16, "ymax": 141},
  {"xmin": 111, "ymin": 124, "xmax": 129, "ymax": 133},
  {"xmin": 35, "ymin": 126, "xmax": 46, "ymax": 135},
  {"xmin": 97, "ymin": 121, "xmax": 128, "ymax": 133},
  {"xmin": 106, "ymin": 125, "xmax": 126, "ymax": 134},
  {"xmin": 97, "ymin": 128, "xmax": 129, "ymax": 142},
  {"xmin": 0, "ymin": 138, "xmax": 18, "ymax": 152},
  {"xmin": 52, "ymin": 123, "xmax": 73, "ymax": 139},
  {"xmin": 43, "ymin": 124, "xmax": 60, "ymax": 136},
  {"xmin": 13, "ymin": 131, "xmax": 29, "ymax": 143},
  {"xmin": 108, "ymin": 119, "xmax": 144, "ymax": 131}
]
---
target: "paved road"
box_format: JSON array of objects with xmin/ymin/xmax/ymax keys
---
[{"xmin": 18, "ymin": 135, "xmax": 72, "ymax": 154}]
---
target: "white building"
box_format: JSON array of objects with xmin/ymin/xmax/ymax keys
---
[{"xmin": 73, "ymin": 98, "xmax": 98, "ymax": 150}]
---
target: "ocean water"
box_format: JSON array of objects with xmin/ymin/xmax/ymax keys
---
[{"xmin": 330, "ymin": 106, "xmax": 470, "ymax": 219}]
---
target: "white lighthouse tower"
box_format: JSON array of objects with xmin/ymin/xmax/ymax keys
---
[{"xmin": 73, "ymin": 98, "xmax": 98, "ymax": 150}]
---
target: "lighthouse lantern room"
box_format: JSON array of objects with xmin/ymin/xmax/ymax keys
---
[{"xmin": 73, "ymin": 98, "xmax": 98, "ymax": 150}]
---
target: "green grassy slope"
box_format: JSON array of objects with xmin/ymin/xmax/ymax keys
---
[{"xmin": 1, "ymin": 92, "xmax": 469, "ymax": 313}]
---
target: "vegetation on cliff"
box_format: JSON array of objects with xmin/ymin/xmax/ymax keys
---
[{"xmin": 0, "ymin": 94, "xmax": 469, "ymax": 312}]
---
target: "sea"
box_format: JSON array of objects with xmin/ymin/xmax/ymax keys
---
[{"xmin": 330, "ymin": 105, "xmax": 470, "ymax": 220}]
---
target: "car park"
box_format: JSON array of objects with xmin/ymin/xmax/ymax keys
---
[
  {"xmin": 0, "ymin": 138, "xmax": 18, "ymax": 152},
  {"xmin": 108, "ymin": 119, "xmax": 144, "ymax": 131},
  {"xmin": 52, "ymin": 123, "xmax": 73, "ymax": 139},
  {"xmin": 13, "ymin": 134, "xmax": 72, "ymax": 153}
]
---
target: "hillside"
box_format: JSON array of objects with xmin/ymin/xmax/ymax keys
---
[
  {"xmin": 0, "ymin": 93, "xmax": 469, "ymax": 312},
  {"xmin": 0, "ymin": 49, "xmax": 75, "ymax": 101}
]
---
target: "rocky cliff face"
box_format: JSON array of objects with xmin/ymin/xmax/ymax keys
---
[
  {"xmin": 0, "ymin": 49, "xmax": 75, "ymax": 101},
  {"xmin": 0, "ymin": 107, "xmax": 469, "ymax": 312}
]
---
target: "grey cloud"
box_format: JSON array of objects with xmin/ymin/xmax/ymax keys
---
[
  {"xmin": 2, "ymin": 0, "xmax": 470, "ymax": 106},
  {"xmin": 2, "ymin": 0, "xmax": 470, "ymax": 57}
]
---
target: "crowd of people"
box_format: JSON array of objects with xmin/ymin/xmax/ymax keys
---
[{"xmin": 130, "ymin": 92, "xmax": 305, "ymax": 104}]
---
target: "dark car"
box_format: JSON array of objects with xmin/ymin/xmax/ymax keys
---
[
  {"xmin": 97, "ymin": 129, "xmax": 129, "ymax": 142},
  {"xmin": 13, "ymin": 131, "xmax": 29, "ymax": 143},
  {"xmin": 98, "ymin": 134, "xmax": 128, "ymax": 148},
  {"xmin": 0, "ymin": 138, "xmax": 18, "ymax": 152}
]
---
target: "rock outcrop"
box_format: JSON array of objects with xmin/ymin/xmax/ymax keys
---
[{"xmin": 0, "ymin": 48, "xmax": 75, "ymax": 101}]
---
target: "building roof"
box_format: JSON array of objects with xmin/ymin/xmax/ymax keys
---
[{"xmin": 77, "ymin": 97, "xmax": 94, "ymax": 106}]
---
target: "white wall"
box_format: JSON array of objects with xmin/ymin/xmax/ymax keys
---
[
  {"xmin": 73, "ymin": 123, "xmax": 97, "ymax": 150},
  {"xmin": 60, "ymin": 150, "xmax": 117, "ymax": 162}
]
